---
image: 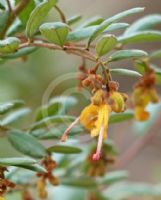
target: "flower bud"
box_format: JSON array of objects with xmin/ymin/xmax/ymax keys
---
[{"xmin": 110, "ymin": 92, "xmax": 126, "ymax": 113}]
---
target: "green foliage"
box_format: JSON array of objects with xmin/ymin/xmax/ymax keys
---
[{"xmin": 0, "ymin": 37, "xmax": 20, "ymax": 53}]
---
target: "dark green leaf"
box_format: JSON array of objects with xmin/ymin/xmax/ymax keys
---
[
  {"xmin": 96, "ymin": 34, "xmax": 117, "ymax": 56},
  {"xmin": 8, "ymin": 131, "xmax": 46, "ymax": 158},
  {"xmin": 47, "ymin": 145, "xmax": 82, "ymax": 154},
  {"xmin": 108, "ymin": 49, "xmax": 148, "ymax": 62},
  {"xmin": 16, "ymin": 0, "xmax": 36, "ymax": 25},
  {"xmin": 1, "ymin": 108, "xmax": 31, "ymax": 126},
  {"xmin": 0, "ymin": 100, "xmax": 24, "ymax": 115},
  {"xmin": 32, "ymin": 115, "xmax": 76, "ymax": 130},
  {"xmin": 110, "ymin": 68, "xmax": 142, "ymax": 78},
  {"xmin": 0, "ymin": 157, "xmax": 36, "ymax": 166},
  {"xmin": 119, "ymin": 31, "xmax": 161, "ymax": 44},
  {"xmin": 67, "ymin": 26, "xmax": 98, "ymax": 42},
  {"xmin": 26, "ymin": 0, "xmax": 58, "ymax": 38},
  {"xmin": 87, "ymin": 7, "xmax": 144, "ymax": 47},
  {"xmin": 40, "ymin": 22, "xmax": 69, "ymax": 46},
  {"xmin": 67, "ymin": 15, "xmax": 82, "ymax": 26},
  {"xmin": 61, "ymin": 177, "xmax": 97, "ymax": 188},
  {"xmin": 109, "ymin": 110, "xmax": 134, "ymax": 124},
  {"xmin": 0, "ymin": 37, "xmax": 20, "ymax": 54},
  {"xmin": 125, "ymin": 14, "xmax": 161, "ymax": 35},
  {"xmin": 36, "ymin": 96, "xmax": 77, "ymax": 121}
]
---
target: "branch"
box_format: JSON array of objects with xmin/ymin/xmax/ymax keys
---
[
  {"xmin": 0, "ymin": 0, "xmax": 30, "ymax": 39},
  {"xmin": 114, "ymin": 115, "xmax": 161, "ymax": 169},
  {"xmin": 54, "ymin": 5, "xmax": 67, "ymax": 23}
]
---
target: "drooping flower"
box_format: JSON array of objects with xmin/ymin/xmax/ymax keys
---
[{"xmin": 61, "ymin": 89, "xmax": 127, "ymax": 160}]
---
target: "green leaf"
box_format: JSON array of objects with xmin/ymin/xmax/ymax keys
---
[
  {"xmin": 40, "ymin": 22, "xmax": 69, "ymax": 46},
  {"xmin": 110, "ymin": 68, "xmax": 142, "ymax": 78},
  {"xmin": 36, "ymin": 96, "xmax": 77, "ymax": 121},
  {"xmin": 108, "ymin": 49, "xmax": 148, "ymax": 62},
  {"xmin": 109, "ymin": 110, "xmax": 134, "ymax": 124},
  {"xmin": 80, "ymin": 16, "xmax": 104, "ymax": 28},
  {"xmin": 0, "ymin": 11, "xmax": 8, "ymax": 34},
  {"xmin": 47, "ymin": 145, "xmax": 82, "ymax": 154},
  {"xmin": 87, "ymin": 7, "xmax": 144, "ymax": 47},
  {"xmin": 18, "ymin": 163, "xmax": 47, "ymax": 173},
  {"xmin": 26, "ymin": 0, "xmax": 58, "ymax": 38},
  {"xmin": 97, "ymin": 171, "xmax": 128, "ymax": 185},
  {"xmin": 67, "ymin": 15, "xmax": 82, "ymax": 26},
  {"xmin": 1, "ymin": 47, "xmax": 37, "ymax": 59},
  {"xmin": 103, "ymin": 23, "xmax": 129, "ymax": 33},
  {"xmin": 150, "ymin": 49, "xmax": 161, "ymax": 60},
  {"xmin": 1, "ymin": 108, "xmax": 31, "ymax": 126},
  {"xmin": 16, "ymin": 0, "xmax": 36, "ymax": 25},
  {"xmin": 96, "ymin": 34, "xmax": 117, "ymax": 56},
  {"xmin": 31, "ymin": 125, "xmax": 83, "ymax": 140},
  {"xmin": 61, "ymin": 177, "xmax": 97, "ymax": 188},
  {"xmin": 0, "ymin": 157, "xmax": 36, "ymax": 166},
  {"xmin": 67, "ymin": 26, "xmax": 98, "ymax": 42},
  {"xmin": 118, "ymin": 31, "xmax": 161, "ymax": 44},
  {"xmin": 8, "ymin": 131, "xmax": 46, "ymax": 158},
  {"xmin": 124, "ymin": 14, "xmax": 161, "ymax": 35},
  {"xmin": 135, "ymin": 60, "xmax": 161, "ymax": 84},
  {"xmin": 32, "ymin": 115, "xmax": 76, "ymax": 130},
  {"xmin": 0, "ymin": 37, "xmax": 20, "ymax": 54},
  {"xmin": 0, "ymin": 100, "xmax": 24, "ymax": 115}
]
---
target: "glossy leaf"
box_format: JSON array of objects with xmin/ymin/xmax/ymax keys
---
[
  {"xmin": 8, "ymin": 131, "xmax": 46, "ymax": 158},
  {"xmin": 47, "ymin": 145, "xmax": 82, "ymax": 154},
  {"xmin": 26, "ymin": 0, "xmax": 58, "ymax": 38},
  {"xmin": 32, "ymin": 115, "xmax": 76, "ymax": 130},
  {"xmin": 1, "ymin": 108, "xmax": 31, "ymax": 126},
  {"xmin": 110, "ymin": 68, "xmax": 142, "ymax": 78},
  {"xmin": 36, "ymin": 96, "xmax": 77, "ymax": 121},
  {"xmin": 67, "ymin": 15, "xmax": 82, "ymax": 25},
  {"xmin": 67, "ymin": 26, "xmax": 98, "ymax": 42},
  {"xmin": 61, "ymin": 177, "xmax": 97, "ymax": 188},
  {"xmin": 40, "ymin": 22, "xmax": 69, "ymax": 46},
  {"xmin": 108, "ymin": 49, "xmax": 148, "ymax": 62},
  {"xmin": 119, "ymin": 31, "xmax": 161, "ymax": 44},
  {"xmin": 96, "ymin": 34, "xmax": 117, "ymax": 56},
  {"xmin": 87, "ymin": 7, "xmax": 144, "ymax": 47},
  {"xmin": 0, "ymin": 37, "xmax": 20, "ymax": 54},
  {"xmin": 109, "ymin": 111, "xmax": 134, "ymax": 124},
  {"xmin": 103, "ymin": 23, "xmax": 129, "ymax": 33},
  {"xmin": 0, "ymin": 100, "xmax": 24, "ymax": 115},
  {"xmin": 16, "ymin": 0, "xmax": 36, "ymax": 25},
  {"xmin": 124, "ymin": 14, "xmax": 161, "ymax": 35},
  {"xmin": 0, "ymin": 157, "xmax": 36, "ymax": 166}
]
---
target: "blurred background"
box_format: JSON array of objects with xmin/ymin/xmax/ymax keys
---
[{"xmin": 0, "ymin": 0, "xmax": 161, "ymax": 187}]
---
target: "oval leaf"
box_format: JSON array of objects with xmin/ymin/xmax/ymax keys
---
[
  {"xmin": 110, "ymin": 68, "xmax": 142, "ymax": 78},
  {"xmin": 0, "ymin": 37, "xmax": 20, "ymax": 54},
  {"xmin": 103, "ymin": 23, "xmax": 129, "ymax": 33},
  {"xmin": 118, "ymin": 31, "xmax": 161, "ymax": 44},
  {"xmin": 109, "ymin": 111, "xmax": 134, "ymax": 124},
  {"xmin": 26, "ymin": 0, "xmax": 58, "ymax": 38},
  {"xmin": 67, "ymin": 15, "xmax": 82, "ymax": 26},
  {"xmin": 125, "ymin": 14, "xmax": 161, "ymax": 35},
  {"xmin": 61, "ymin": 177, "xmax": 97, "ymax": 188},
  {"xmin": 0, "ymin": 157, "xmax": 36, "ymax": 166},
  {"xmin": 0, "ymin": 100, "xmax": 24, "ymax": 115},
  {"xmin": 40, "ymin": 22, "xmax": 69, "ymax": 46},
  {"xmin": 8, "ymin": 131, "xmax": 46, "ymax": 158},
  {"xmin": 47, "ymin": 145, "xmax": 82, "ymax": 154},
  {"xmin": 87, "ymin": 7, "xmax": 144, "ymax": 47},
  {"xmin": 96, "ymin": 34, "xmax": 117, "ymax": 56},
  {"xmin": 108, "ymin": 49, "xmax": 148, "ymax": 62}
]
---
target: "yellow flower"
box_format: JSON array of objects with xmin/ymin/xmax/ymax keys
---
[
  {"xmin": 80, "ymin": 103, "xmax": 111, "ymax": 160},
  {"xmin": 110, "ymin": 91, "xmax": 126, "ymax": 113}
]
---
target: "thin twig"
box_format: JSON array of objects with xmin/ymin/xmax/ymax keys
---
[
  {"xmin": 6, "ymin": 0, "xmax": 12, "ymax": 12},
  {"xmin": 54, "ymin": 5, "xmax": 67, "ymax": 23}
]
